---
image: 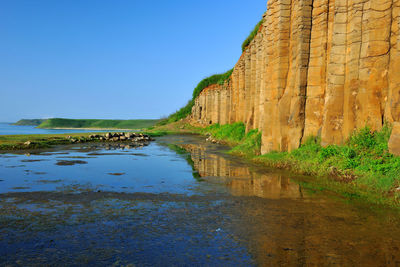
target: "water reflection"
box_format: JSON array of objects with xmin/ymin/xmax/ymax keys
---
[
  {"xmin": 1, "ymin": 135, "xmax": 400, "ymax": 266},
  {"xmin": 170, "ymin": 138, "xmax": 400, "ymax": 266},
  {"xmin": 178, "ymin": 143, "xmax": 302, "ymax": 199}
]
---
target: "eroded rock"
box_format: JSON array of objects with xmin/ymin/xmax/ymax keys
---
[
  {"xmin": 389, "ymin": 123, "xmax": 400, "ymax": 156},
  {"xmin": 189, "ymin": 0, "xmax": 400, "ymax": 154}
]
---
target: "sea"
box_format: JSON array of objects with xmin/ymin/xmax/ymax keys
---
[{"xmin": 0, "ymin": 122, "xmax": 106, "ymax": 135}]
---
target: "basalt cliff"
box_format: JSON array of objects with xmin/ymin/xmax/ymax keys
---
[{"xmin": 189, "ymin": 0, "xmax": 400, "ymax": 154}]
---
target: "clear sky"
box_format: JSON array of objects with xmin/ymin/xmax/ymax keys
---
[{"xmin": 0, "ymin": 0, "xmax": 267, "ymax": 122}]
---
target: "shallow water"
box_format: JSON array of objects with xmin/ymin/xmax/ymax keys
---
[{"xmin": 1, "ymin": 135, "xmax": 400, "ymax": 266}]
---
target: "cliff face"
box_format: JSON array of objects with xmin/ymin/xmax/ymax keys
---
[{"xmin": 190, "ymin": 0, "xmax": 400, "ymax": 153}]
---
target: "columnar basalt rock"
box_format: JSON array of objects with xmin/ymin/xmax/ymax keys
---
[{"xmin": 190, "ymin": 0, "xmax": 400, "ymax": 154}]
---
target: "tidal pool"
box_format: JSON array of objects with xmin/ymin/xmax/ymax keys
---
[{"xmin": 0, "ymin": 135, "xmax": 400, "ymax": 266}]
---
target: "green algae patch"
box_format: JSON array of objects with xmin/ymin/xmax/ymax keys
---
[{"xmin": 0, "ymin": 132, "xmax": 99, "ymax": 151}]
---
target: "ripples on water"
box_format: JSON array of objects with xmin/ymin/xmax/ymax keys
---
[{"xmin": 0, "ymin": 135, "xmax": 400, "ymax": 266}]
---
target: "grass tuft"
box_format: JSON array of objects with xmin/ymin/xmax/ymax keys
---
[{"xmin": 241, "ymin": 18, "xmax": 264, "ymax": 52}]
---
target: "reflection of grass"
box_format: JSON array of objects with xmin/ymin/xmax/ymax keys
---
[{"xmin": 167, "ymin": 144, "xmax": 203, "ymax": 181}]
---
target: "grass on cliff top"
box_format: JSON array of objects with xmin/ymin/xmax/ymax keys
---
[
  {"xmin": 241, "ymin": 18, "xmax": 264, "ymax": 52},
  {"xmin": 162, "ymin": 17, "xmax": 264, "ymax": 124},
  {"xmin": 38, "ymin": 118, "xmax": 159, "ymax": 130},
  {"xmin": 201, "ymin": 122, "xmax": 400, "ymax": 206},
  {"xmin": 160, "ymin": 69, "xmax": 234, "ymax": 124}
]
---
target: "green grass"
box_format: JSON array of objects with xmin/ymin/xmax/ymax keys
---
[
  {"xmin": 191, "ymin": 69, "xmax": 234, "ymax": 100},
  {"xmin": 38, "ymin": 118, "xmax": 159, "ymax": 130},
  {"xmin": 241, "ymin": 18, "xmax": 264, "ymax": 52},
  {"xmin": 161, "ymin": 69, "xmax": 234, "ymax": 124},
  {"xmin": 13, "ymin": 119, "xmax": 46, "ymax": 126},
  {"xmin": 202, "ymin": 122, "xmax": 262, "ymax": 156}
]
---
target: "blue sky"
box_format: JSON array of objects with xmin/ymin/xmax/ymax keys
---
[{"xmin": 0, "ymin": 0, "xmax": 267, "ymax": 122}]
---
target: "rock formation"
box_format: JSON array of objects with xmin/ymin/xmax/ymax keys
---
[{"xmin": 190, "ymin": 0, "xmax": 400, "ymax": 154}]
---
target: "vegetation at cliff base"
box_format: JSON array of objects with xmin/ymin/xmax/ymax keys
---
[
  {"xmin": 38, "ymin": 118, "xmax": 159, "ymax": 129},
  {"xmin": 203, "ymin": 122, "xmax": 262, "ymax": 156},
  {"xmin": 241, "ymin": 18, "xmax": 264, "ymax": 52},
  {"xmin": 256, "ymin": 125, "xmax": 399, "ymax": 205},
  {"xmin": 199, "ymin": 122, "xmax": 400, "ymax": 206},
  {"xmin": 162, "ymin": 69, "xmax": 234, "ymax": 124}
]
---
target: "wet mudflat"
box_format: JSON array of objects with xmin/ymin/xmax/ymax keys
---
[{"xmin": 1, "ymin": 135, "xmax": 400, "ymax": 266}]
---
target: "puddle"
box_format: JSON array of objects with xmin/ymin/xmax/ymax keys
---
[
  {"xmin": 20, "ymin": 159, "xmax": 48, "ymax": 162},
  {"xmin": 55, "ymin": 160, "xmax": 88, "ymax": 166},
  {"xmin": 36, "ymin": 179, "xmax": 63, "ymax": 184},
  {"xmin": 5, "ymin": 165, "xmax": 26, "ymax": 168},
  {"xmin": 11, "ymin": 187, "xmax": 31, "ymax": 190}
]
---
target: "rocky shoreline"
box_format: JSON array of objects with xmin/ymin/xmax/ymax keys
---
[
  {"xmin": 10, "ymin": 132, "xmax": 156, "ymax": 151},
  {"xmin": 68, "ymin": 132, "xmax": 154, "ymax": 144}
]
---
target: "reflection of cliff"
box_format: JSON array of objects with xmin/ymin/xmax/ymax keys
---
[
  {"xmin": 179, "ymin": 144, "xmax": 302, "ymax": 199},
  {"xmin": 170, "ymin": 141, "xmax": 400, "ymax": 266},
  {"xmin": 174, "ymin": 141, "xmax": 400, "ymax": 266},
  {"xmin": 231, "ymin": 195, "xmax": 400, "ymax": 266},
  {"xmin": 190, "ymin": 0, "xmax": 400, "ymax": 153}
]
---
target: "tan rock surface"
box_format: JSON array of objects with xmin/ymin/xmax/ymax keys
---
[
  {"xmin": 389, "ymin": 123, "xmax": 400, "ymax": 156},
  {"xmin": 190, "ymin": 0, "xmax": 400, "ymax": 154}
]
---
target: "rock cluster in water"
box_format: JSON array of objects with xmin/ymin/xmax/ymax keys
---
[{"xmin": 68, "ymin": 132, "xmax": 154, "ymax": 145}]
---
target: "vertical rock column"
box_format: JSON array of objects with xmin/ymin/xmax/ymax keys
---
[
  {"xmin": 354, "ymin": 0, "xmax": 391, "ymax": 133},
  {"xmin": 282, "ymin": 0, "xmax": 313, "ymax": 151},
  {"xmin": 321, "ymin": 0, "xmax": 348, "ymax": 145},
  {"xmin": 388, "ymin": 0, "xmax": 400, "ymax": 122},
  {"xmin": 304, "ymin": 0, "xmax": 329, "ymax": 139},
  {"xmin": 262, "ymin": 0, "xmax": 291, "ymax": 153},
  {"xmin": 261, "ymin": 0, "xmax": 313, "ymax": 153}
]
